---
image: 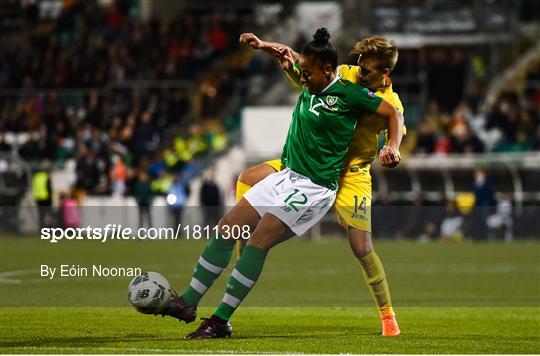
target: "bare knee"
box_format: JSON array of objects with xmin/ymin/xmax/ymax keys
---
[
  {"xmin": 217, "ymin": 215, "xmax": 232, "ymax": 234},
  {"xmin": 218, "ymin": 215, "xmax": 254, "ymax": 237},
  {"xmin": 348, "ymin": 228, "xmax": 373, "ymax": 259},
  {"xmin": 238, "ymin": 163, "xmax": 277, "ymax": 187},
  {"xmin": 247, "ymin": 214, "xmax": 294, "ymax": 250}
]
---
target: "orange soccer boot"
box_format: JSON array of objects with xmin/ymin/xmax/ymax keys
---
[{"xmin": 381, "ymin": 312, "xmax": 401, "ymax": 336}]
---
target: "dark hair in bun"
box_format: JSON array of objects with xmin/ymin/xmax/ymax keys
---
[
  {"xmin": 313, "ymin": 28, "xmax": 331, "ymax": 43},
  {"xmin": 303, "ymin": 28, "xmax": 337, "ymax": 68}
]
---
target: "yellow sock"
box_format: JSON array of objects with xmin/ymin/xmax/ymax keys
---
[
  {"xmin": 236, "ymin": 239, "xmax": 247, "ymax": 259},
  {"xmin": 235, "ymin": 180, "xmax": 252, "ymax": 258},
  {"xmin": 358, "ymin": 250, "xmax": 394, "ymax": 316}
]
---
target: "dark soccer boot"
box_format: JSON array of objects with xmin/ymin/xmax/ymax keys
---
[
  {"xmin": 185, "ymin": 316, "xmax": 233, "ymax": 339},
  {"xmin": 155, "ymin": 290, "xmax": 197, "ymax": 323}
]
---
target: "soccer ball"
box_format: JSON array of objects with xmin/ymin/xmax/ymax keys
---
[{"xmin": 128, "ymin": 271, "xmax": 171, "ymax": 314}]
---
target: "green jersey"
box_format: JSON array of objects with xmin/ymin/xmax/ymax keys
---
[{"xmin": 281, "ymin": 75, "xmax": 382, "ymax": 190}]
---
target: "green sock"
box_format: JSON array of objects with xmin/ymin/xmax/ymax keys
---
[
  {"xmin": 213, "ymin": 245, "xmax": 267, "ymax": 320},
  {"xmin": 181, "ymin": 235, "xmax": 235, "ymax": 306}
]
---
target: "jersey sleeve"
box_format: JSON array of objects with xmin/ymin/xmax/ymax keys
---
[
  {"xmin": 345, "ymin": 84, "xmax": 383, "ymax": 115},
  {"xmin": 385, "ymin": 92, "xmax": 404, "ymax": 114}
]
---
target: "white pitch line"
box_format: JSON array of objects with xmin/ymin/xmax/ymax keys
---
[{"xmin": 0, "ymin": 268, "xmax": 38, "ymax": 284}]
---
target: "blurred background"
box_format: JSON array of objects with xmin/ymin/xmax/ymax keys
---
[{"xmin": 0, "ymin": 0, "xmax": 539, "ymax": 241}]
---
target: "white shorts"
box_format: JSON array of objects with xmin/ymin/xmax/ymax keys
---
[{"xmin": 243, "ymin": 168, "xmax": 336, "ymax": 236}]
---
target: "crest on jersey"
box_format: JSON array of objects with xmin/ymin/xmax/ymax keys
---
[{"xmin": 325, "ymin": 96, "xmax": 338, "ymax": 106}]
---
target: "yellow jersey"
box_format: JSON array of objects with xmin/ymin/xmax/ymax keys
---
[{"xmin": 336, "ymin": 65, "xmax": 405, "ymax": 168}]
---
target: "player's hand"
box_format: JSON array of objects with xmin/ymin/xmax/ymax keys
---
[
  {"xmin": 379, "ymin": 145, "xmax": 401, "ymax": 168},
  {"xmin": 239, "ymin": 33, "xmax": 283, "ymax": 57},
  {"xmin": 274, "ymin": 46, "xmax": 295, "ymax": 72},
  {"xmin": 239, "ymin": 33, "xmax": 265, "ymax": 50}
]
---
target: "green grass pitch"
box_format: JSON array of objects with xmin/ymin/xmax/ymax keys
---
[{"xmin": 1, "ymin": 236, "xmax": 539, "ymax": 354}]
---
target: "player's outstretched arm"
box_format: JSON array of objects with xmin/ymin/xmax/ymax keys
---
[
  {"xmin": 240, "ymin": 34, "xmax": 302, "ymax": 88},
  {"xmin": 375, "ymin": 100, "xmax": 404, "ymax": 167},
  {"xmin": 239, "ymin": 33, "xmax": 300, "ymax": 59}
]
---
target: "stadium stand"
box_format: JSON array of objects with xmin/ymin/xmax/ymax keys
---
[{"xmin": 0, "ymin": 0, "xmax": 281, "ymax": 197}]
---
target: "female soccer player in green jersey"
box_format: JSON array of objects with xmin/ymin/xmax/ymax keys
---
[
  {"xmin": 238, "ymin": 33, "xmax": 404, "ymax": 336},
  {"xmin": 157, "ymin": 28, "xmax": 404, "ymax": 339}
]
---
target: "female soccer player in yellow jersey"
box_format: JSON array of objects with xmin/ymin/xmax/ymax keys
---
[{"xmin": 238, "ymin": 33, "xmax": 404, "ymax": 336}]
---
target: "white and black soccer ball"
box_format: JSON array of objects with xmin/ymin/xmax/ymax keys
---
[{"xmin": 128, "ymin": 271, "xmax": 171, "ymax": 314}]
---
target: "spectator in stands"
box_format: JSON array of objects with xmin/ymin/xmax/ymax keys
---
[
  {"xmin": 110, "ymin": 154, "xmax": 126, "ymax": 197},
  {"xmin": 59, "ymin": 190, "xmax": 81, "ymax": 228},
  {"xmin": 472, "ymin": 169, "xmax": 495, "ymax": 240},
  {"xmin": 208, "ymin": 16, "xmax": 228, "ymax": 56},
  {"xmin": 449, "ymin": 123, "xmax": 484, "ymax": 153},
  {"xmin": 515, "ymin": 108, "xmax": 537, "ymax": 151},
  {"xmin": 463, "ymin": 82, "xmax": 484, "ymax": 115},
  {"xmin": 415, "ymin": 121, "xmax": 436, "ymax": 154},
  {"xmin": 440, "ymin": 200, "xmax": 464, "ymax": 242},
  {"xmin": 134, "ymin": 110, "xmax": 158, "ymax": 157},
  {"xmin": 199, "ymin": 169, "xmax": 222, "ymax": 227},
  {"xmin": 152, "ymin": 170, "xmax": 172, "ymax": 196},
  {"xmin": 167, "ymin": 173, "xmax": 189, "ymax": 228},
  {"xmin": 134, "ymin": 170, "xmax": 154, "ymax": 229},
  {"xmin": 484, "ymin": 89, "xmax": 539, "ymax": 152},
  {"xmin": 424, "ymin": 101, "xmax": 446, "ymax": 134},
  {"xmin": 487, "ymin": 98, "xmax": 519, "ymax": 147},
  {"xmin": 148, "ymin": 151, "xmax": 167, "ymax": 179},
  {"xmin": 75, "ymin": 150, "xmax": 101, "ymax": 194},
  {"xmin": 33, "ymin": 160, "xmax": 53, "ymax": 229},
  {"xmin": 0, "ymin": 133, "xmax": 11, "ymax": 152},
  {"xmin": 487, "ymin": 192, "xmax": 514, "ymax": 243}
]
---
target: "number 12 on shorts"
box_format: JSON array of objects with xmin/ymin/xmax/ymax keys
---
[{"xmin": 283, "ymin": 188, "xmax": 308, "ymax": 212}]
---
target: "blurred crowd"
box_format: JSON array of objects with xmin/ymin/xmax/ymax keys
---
[
  {"xmin": 1, "ymin": 0, "xmax": 247, "ymax": 87},
  {"xmin": 414, "ymin": 88, "xmax": 540, "ymax": 154},
  {"xmin": 0, "ymin": 85, "xmax": 233, "ymax": 197},
  {"xmin": 408, "ymin": 48, "xmax": 540, "ymax": 155},
  {"xmin": 0, "ymin": 0, "xmax": 277, "ymax": 199}
]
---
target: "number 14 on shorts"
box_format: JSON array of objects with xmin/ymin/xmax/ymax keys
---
[
  {"xmin": 283, "ymin": 189, "xmax": 308, "ymax": 212},
  {"xmin": 352, "ymin": 195, "xmax": 368, "ymax": 219}
]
